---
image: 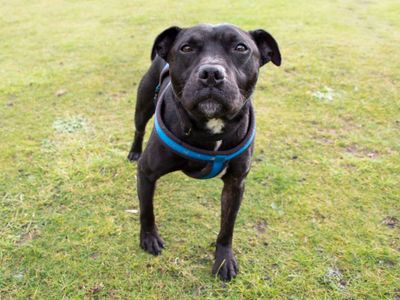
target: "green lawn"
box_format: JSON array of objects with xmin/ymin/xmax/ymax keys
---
[{"xmin": 1, "ymin": 0, "xmax": 399, "ymax": 299}]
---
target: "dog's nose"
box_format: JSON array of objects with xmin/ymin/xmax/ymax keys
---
[{"xmin": 198, "ymin": 65, "xmax": 225, "ymax": 87}]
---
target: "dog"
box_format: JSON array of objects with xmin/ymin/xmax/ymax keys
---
[{"xmin": 127, "ymin": 24, "xmax": 281, "ymax": 281}]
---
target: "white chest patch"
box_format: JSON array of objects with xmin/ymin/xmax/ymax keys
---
[
  {"xmin": 206, "ymin": 118, "xmax": 224, "ymax": 134},
  {"xmin": 216, "ymin": 166, "xmax": 228, "ymax": 178},
  {"xmin": 214, "ymin": 140, "xmax": 226, "ymax": 177},
  {"xmin": 214, "ymin": 140, "xmax": 222, "ymax": 151}
]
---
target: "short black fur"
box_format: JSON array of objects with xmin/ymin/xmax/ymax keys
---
[{"xmin": 127, "ymin": 24, "xmax": 281, "ymax": 281}]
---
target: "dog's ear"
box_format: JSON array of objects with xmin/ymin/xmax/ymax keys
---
[
  {"xmin": 151, "ymin": 26, "xmax": 182, "ymax": 61},
  {"xmin": 249, "ymin": 29, "xmax": 281, "ymax": 67}
]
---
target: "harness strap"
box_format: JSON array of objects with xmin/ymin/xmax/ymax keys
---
[
  {"xmin": 153, "ymin": 64, "xmax": 170, "ymax": 104},
  {"xmin": 154, "ymin": 64, "xmax": 192, "ymax": 135}
]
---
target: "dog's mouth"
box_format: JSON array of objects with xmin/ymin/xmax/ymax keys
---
[
  {"xmin": 196, "ymin": 99, "xmax": 223, "ymax": 118},
  {"xmin": 180, "ymin": 83, "xmax": 241, "ymax": 120},
  {"xmin": 188, "ymin": 87, "xmax": 227, "ymax": 118}
]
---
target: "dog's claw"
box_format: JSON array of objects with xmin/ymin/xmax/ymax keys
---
[
  {"xmin": 140, "ymin": 230, "xmax": 164, "ymax": 256},
  {"xmin": 212, "ymin": 244, "xmax": 238, "ymax": 281},
  {"xmin": 127, "ymin": 151, "xmax": 141, "ymax": 161}
]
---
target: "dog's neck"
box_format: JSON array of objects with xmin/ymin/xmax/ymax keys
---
[{"xmin": 161, "ymin": 87, "xmax": 251, "ymax": 151}]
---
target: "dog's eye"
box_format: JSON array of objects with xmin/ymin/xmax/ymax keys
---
[
  {"xmin": 235, "ymin": 43, "xmax": 248, "ymax": 52},
  {"xmin": 180, "ymin": 45, "xmax": 193, "ymax": 53}
]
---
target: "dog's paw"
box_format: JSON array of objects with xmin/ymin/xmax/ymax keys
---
[
  {"xmin": 140, "ymin": 230, "xmax": 164, "ymax": 256},
  {"xmin": 212, "ymin": 244, "xmax": 238, "ymax": 281},
  {"xmin": 127, "ymin": 151, "xmax": 141, "ymax": 161}
]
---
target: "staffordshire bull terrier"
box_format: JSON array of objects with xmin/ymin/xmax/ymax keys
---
[{"xmin": 127, "ymin": 24, "xmax": 281, "ymax": 281}]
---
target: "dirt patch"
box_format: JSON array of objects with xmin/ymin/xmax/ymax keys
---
[
  {"xmin": 263, "ymin": 274, "xmax": 272, "ymax": 281},
  {"xmin": 318, "ymin": 137, "xmax": 333, "ymax": 144},
  {"xmin": 16, "ymin": 228, "xmax": 40, "ymax": 245},
  {"xmin": 254, "ymin": 220, "xmax": 268, "ymax": 234},
  {"xmin": 107, "ymin": 289, "xmax": 119, "ymax": 299},
  {"xmin": 312, "ymin": 209, "xmax": 327, "ymax": 222},
  {"xmin": 341, "ymin": 163, "xmax": 357, "ymax": 170},
  {"xmin": 395, "ymin": 289, "xmax": 400, "ymax": 300},
  {"xmin": 345, "ymin": 144, "xmax": 379, "ymax": 159},
  {"xmin": 82, "ymin": 283, "xmax": 104, "ymax": 296},
  {"xmin": 56, "ymin": 89, "xmax": 67, "ymax": 97},
  {"xmin": 321, "ymin": 267, "xmax": 347, "ymax": 290},
  {"xmin": 108, "ymin": 90, "xmax": 127, "ymax": 101},
  {"xmin": 313, "ymin": 128, "xmax": 337, "ymax": 145},
  {"xmin": 340, "ymin": 115, "xmax": 363, "ymax": 132},
  {"xmin": 365, "ymin": 151, "xmax": 379, "ymax": 159},
  {"xmin": 381, "ymin": 216, "xmax": 398, "ymax": 228}
]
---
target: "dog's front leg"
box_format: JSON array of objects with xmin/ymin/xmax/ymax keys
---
[
  {"xmin": 212, "ymin": 175, "xmax": 245, "ymax": 281},
  {"xmin": 137, "ymin": 169, "xmax": 164, "ymax": 255}
]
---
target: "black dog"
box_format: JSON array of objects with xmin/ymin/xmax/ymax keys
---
[{"xmin": 128, "ymin": 24, "xmax": 281, "ymax": 281}]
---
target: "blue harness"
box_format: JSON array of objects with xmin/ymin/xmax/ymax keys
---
[{"xmin": 154, "ymin": 65, "xmax": 256, "ymax": 179}]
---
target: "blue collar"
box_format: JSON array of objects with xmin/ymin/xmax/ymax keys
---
[{"xmin": 154, "ymin": 82, "xmax": 256, "ymax": 179}]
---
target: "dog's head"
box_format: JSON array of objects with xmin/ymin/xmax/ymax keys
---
[{"xmin": 152, "ymin": 24, "xmax": 281, "ymax": 122}]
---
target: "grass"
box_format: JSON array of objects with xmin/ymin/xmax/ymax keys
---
[{"xmin": 1, "ymin": 0, "xmax": 399, "ymax": 298}]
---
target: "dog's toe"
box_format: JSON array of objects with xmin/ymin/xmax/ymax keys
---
[
  {"xmin": 140, "ymin": 231, "xmax": 165, "ymax": 256},
  {"xmin": 127, "ymin": 151, "xmax": 141, "ymax": 161},
  {"xmin": 212, "ymin": 245, "xmax": 238, "ymax": 281}
]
